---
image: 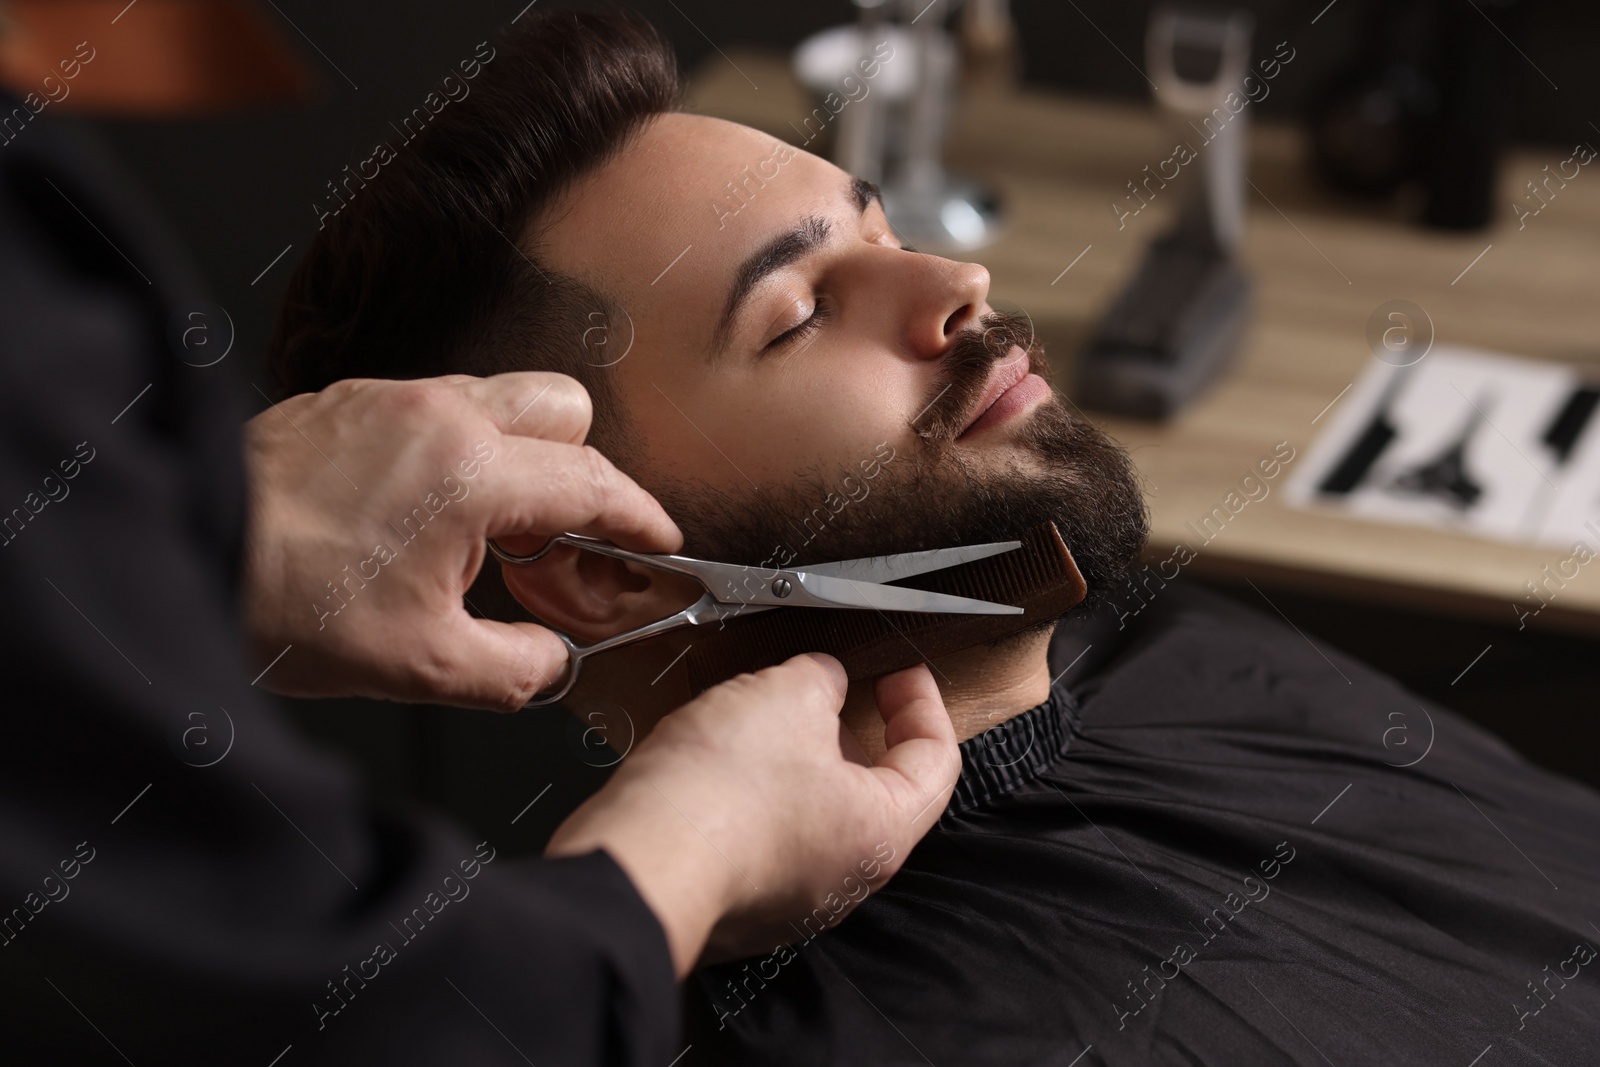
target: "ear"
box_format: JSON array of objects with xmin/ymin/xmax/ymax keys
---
[{"xmin": 498, "ymin": 543, "xmax": 702, "ymax": 643}]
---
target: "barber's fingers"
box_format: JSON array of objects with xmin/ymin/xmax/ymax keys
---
[
  {"xmin": 874, "ymin": 664, "xmax": 950, "ymax": 746},
  {"xmin": 424, "ymin": 614, "xmax": 572, "ymax": 712},
  {"xmin": 838, "ymin": 722, "xmax": 874, "ymax": 767},
  {"xmin": 478, "ymin": 435, "xmax": 681, "ymax": 554},
  {"xmin": 694, "ymin": 652, "xmax": 848, "ymax": 723},
  {"xmin": 867, "ymin": 664, "xmax": 961, "ymax": 831},
  {"xmin": 793, "ymin": 652, "xmax": 848, "ymax": 709},
  {"xmin": 464, "ymin": 372, "xmax": 595, "ymax": 445}
]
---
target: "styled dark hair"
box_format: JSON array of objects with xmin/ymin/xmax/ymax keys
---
[{"xmin": 268, "ymin": 9, "xmax": 681, "ymax": 450}]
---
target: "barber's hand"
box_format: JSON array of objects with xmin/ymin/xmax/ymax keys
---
[
  {"xmin": 545, "ymin": 655, "xmax": 961, "ymax": 976},
  {"xmin": 241, "ymin": 373, "xmax": 679, "ymax": 710}
]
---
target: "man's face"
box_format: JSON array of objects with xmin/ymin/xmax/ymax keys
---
[{"xmin": 539, "ymin": 113, "xmax": 1145, "ymax": 596}]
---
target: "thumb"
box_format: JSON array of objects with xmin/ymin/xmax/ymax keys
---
[
  {"xmin": 869, "ymin": 664, "xmax": 960, "ymax": 832},
  {"xmin": 425, "ymin": 615, "xmax": 572, "ymax": 712}
]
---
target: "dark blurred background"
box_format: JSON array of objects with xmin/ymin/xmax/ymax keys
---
[
  {"xmin": 69, "ymin": 0, "xmax": 1600, "ymax": 854},
  {"xmin": 86, "ymin": 0, "xmax": 1599, "ymax": 383}
]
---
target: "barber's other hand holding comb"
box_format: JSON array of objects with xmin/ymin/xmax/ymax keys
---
[{"xmin": 545, "ymin": 653, "xmax": 961, "ymax": 976}]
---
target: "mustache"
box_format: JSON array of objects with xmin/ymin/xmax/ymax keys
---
[{"xmin": 910, "ymin": 311, "xmax": 1049, "ymax": 445}]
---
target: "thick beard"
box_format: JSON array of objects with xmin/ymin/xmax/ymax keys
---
[{"xmin": 648, "ymin": 314, "xmax": 1150, "ymax": 616}]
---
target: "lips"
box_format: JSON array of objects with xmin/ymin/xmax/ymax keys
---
[{"xmin": 956, "ymin": 346, "xmax": 1030, "ymax": 438}]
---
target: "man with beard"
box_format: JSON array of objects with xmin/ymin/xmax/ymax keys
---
[{"xmin": 272, "ymin": 10, "xmax": 1600, "ymax": 1065}]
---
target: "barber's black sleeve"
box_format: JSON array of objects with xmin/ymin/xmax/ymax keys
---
[{"xmin": 0, "ymin": 113, "xmax": 676, "ymax": 1064}]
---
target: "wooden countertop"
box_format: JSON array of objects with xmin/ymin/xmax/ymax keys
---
[{"xmin": 688, "ymin": 52, "xmax": 1600, "ymax": 635}]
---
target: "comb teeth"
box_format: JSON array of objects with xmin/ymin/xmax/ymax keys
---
[{"xmin": 685, "ymin": 522, "xmax": 1087, "ymax": 695}]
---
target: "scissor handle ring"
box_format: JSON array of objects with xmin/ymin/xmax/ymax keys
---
[
  {"xmin": 522, "ymin": 629, "xmax": 583, "ymax": 708},
  {"xmin": 486, "ymin": 537, "xmax": 562, "ymax": 566},
  {"xmin": 485, "ymin": 538, "xmax": 584, "ymax": 707}
]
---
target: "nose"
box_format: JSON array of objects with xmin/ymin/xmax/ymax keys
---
[{"xmin": 902, "ymin": 256, "xmax": 991, "ymax": 362}]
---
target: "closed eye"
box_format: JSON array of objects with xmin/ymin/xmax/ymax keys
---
[{"xmin": 767, "ymin": 295, "xmax": 835, "ymax": 351}]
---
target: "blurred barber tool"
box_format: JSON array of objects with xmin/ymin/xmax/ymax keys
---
[
  {"xmin": 833, "ymin": 0, "xmax": 893, "ymax": 186},
  {"xmin": 1308, "ymin": 0, "xmax": 1521, "ymax": 231},
  {"xmin": 1387, "ymin": 398, "xmax": 1490, "ymax": 509},
  {"xmin": 1520, "ymin": 384, "xmax": 1600, "ymax": 538},
  {"xmin": 958, "ymin": 0, "xmax": 1019, "ymax": 95},
  {"xmin": 684, "ymin": 522, "xmax": 1087, "ymax": 697},
  {"xmin": 793, "ymin": 0, "xmax": 1001, "ymax": 251},
  {"xmin": 1419, "ymin": 0, "xmax": 1518, "ymax": 229},
  {"xmin": 1318, "ymin": 364, "xmax": 1412, "ymax": 496},
  {"xmin": 1077, "ymin": 7, "xmax": 1255, "ymax": 420},
  {"xmin": 487, "ymin": 533, "xmax": 1028, "ymax": 707},
  {"xmin": 1307, "ymin": 0, "xmax": 1435, "ymax": 202}
]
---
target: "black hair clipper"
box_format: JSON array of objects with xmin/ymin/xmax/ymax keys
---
[{"xmin": 1077, "ymin": 7, "xmax": 1256, "ymax": 420}]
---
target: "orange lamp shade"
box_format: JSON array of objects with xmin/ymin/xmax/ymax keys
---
[{"xmin": 0, "ymin": 0, "xmax": 311, "ymax": 115}]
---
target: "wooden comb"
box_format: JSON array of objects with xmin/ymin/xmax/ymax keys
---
[{"xmin": 685, "ymin": 521, "xmax": 1087, "ymax": 695}]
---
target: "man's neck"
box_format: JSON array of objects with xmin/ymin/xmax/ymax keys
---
[{"xmin": 578, "ymin": 625, "xmax": 1056, "ymax": 762}]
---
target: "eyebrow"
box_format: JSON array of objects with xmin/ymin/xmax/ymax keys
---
[{"xmin": 710, "ymin": 175, "xmax": 882, "ymax": 356}]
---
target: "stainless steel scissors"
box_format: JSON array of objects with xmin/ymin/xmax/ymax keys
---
[{"xmin": 486, "ymin": 533, "xmax": 1024, "ymax": 706}]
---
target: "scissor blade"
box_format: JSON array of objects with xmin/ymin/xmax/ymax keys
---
[
  {"xmin": 796, "ymin": 573, "xmax": 1023, "ymax": 615},
  {"xmin": 799, "ymin": 540, "xmax": 1022, "ymax": 584}
]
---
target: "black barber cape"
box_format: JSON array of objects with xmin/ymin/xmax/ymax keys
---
[
  {"xmin": 687, "ymin": 583, "xmax": 1600, "ymax": 1066},
  {"xmin": 0, "ymin": 110, "xmax": 674, "ymax": 1062}
]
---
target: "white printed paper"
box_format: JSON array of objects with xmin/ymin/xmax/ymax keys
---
[{"xmin": 1284, "ymin": 346, "xmax": 1600, "ymax": 548}]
